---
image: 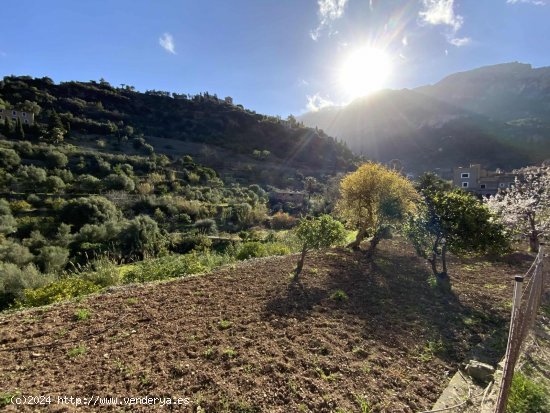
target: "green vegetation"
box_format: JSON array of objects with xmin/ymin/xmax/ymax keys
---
[
  {"xmin": 330, "ymin": 289, "xmax": 349, "ymax": 301},
  {"xmin": 336, "ymin": 162, "xmax": 419, "ymax": 256},
  {"xmin": 73, "ymin": 308, "xmax": 91, "ymax": 321},
  {"xmin": 507, "ymin": 372, "xmax": 549, "ymax": 413},
  {"xmin": 294, "ymin": 214, "xmax": 346, "ymax": 277},
  {"xmin": 405, "ymin": 173, "xmax": 510, "ymax": 286}
]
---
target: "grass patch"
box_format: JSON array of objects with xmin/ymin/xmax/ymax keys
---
[
  {"xmin": 67, "ymin": 345, "xmax": 87, "ymax": 358},
  {"xmin": 73, "ymin": 308, "xmax": 91, "ymax": 321},
  {"xmin": 218, "ymin": 319, "xmax": 232, "ymax": 330},
  {"xmin": 506, "ymin": 372, "xmax": 549, "ymax": 413},
  {"xmin": 330, "ymin": 289, "xmax": 349, "ymax": 301}
]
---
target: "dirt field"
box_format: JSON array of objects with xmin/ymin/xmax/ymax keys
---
[{"xmin": 0, "ymin": 239, "xmax": 533, "ymax": 412}]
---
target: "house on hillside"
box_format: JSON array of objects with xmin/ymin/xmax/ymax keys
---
[
  {"xmin": 269, "ymin": 189, "xmax": 306, "ymax": 204},
  {"xmin": 0, "ymin": 109, "xmax": 35, "ymax": 126},
  {"xmin": 453, "ymin": 164, "xmax": 516, "ymax": 196},
  {"xmin": 224, "ymin": 96, "xmax": 233, "ymax": 105}
]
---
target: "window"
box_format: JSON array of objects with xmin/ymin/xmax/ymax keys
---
[
  {"xmin": 499, "ymin": 183, "xmax": 506, "ymax": 188},
  {"xmin": 462, "ymin": 182, "xmax": 469, "ymax": 188},
  {"xmin": 480, "ymin": 184, "xmax": 486, "ymax": 189},
  {"xmin": 22, "ymin": 112, "xmax": 27, "ymax": 117},
  {"xmin": 461, "ymin": 172, "xmax": 470, "ymax": 178},
  {"xmin": 12, "ymin": 110, "xmax": 16, "ymax": 116},
  {"xmin": 24, "ymin": 119, "xmax": 28, "ymax": 124}
]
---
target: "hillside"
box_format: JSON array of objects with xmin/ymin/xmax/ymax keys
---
[
  {"xmin": 300, "ymin": 63, "xmax": 550, "ymax": 175},
  {"xmin": 0, "ymin": 239, "xmax": 532, "ymax": 412},
  {"xmin": 0, "ymin": 76, "xmax": 355, "ymax": 187}
]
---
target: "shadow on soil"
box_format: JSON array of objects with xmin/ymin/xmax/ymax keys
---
[{"xmin": 264, "ymin": 245, "xmax": 509, "ymax": 365}]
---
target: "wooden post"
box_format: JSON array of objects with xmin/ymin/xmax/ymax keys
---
[{"xmin": 494, "ymin": 275, "xmax": 524, "ymax": 413}]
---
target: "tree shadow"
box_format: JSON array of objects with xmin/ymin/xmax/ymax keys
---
[{"xmin": 263, "ymin": 243, "xmax": 510, "ymax": 365}]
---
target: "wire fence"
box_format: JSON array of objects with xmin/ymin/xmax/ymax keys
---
[{"xmin": 493, "ymin": 245, "xmax": 546, "ymax": 413}]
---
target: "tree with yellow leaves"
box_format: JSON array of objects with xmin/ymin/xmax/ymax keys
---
[{"xmin": 336, "ymin": 162, "xmax": 419, "ymax": 256}]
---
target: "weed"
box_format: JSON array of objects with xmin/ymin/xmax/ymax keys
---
[
  {"xmin": 507, "ymin": 372, "xmax": 549, "ymax": 413},
  {"xmin": 330, "ymin": 289, "xmax": 349, "ymax": 301},
  {"xmin": 138, "ymin": 373, "xmax": 151, "ymax": 386},
  {"xmin": 125, "ymin": 297, "xmax": 138, "ymax": 305},
  {"xmin": 67, "ymin": 345, "xmax": 87, "ymax": 357},
  {"xmin": 73, "ymin": 308, "xmax": 91, "ymax": 321},
  {"xmin": 114, "ymin": 359, "xmax": 133, "ymax": 376},
  {"xmin": 0, "ymin": 391, "xmax": 20, "ymax": 408},
  {"xmin": 218, "ymin": 319, "xmax": 232, "ymax": 330},
  {"xmin": 222, "ymin": 348, "xmax": 237, "ymax": 359},
  {"xmin": 352, "ymin": 346, "xmax": 368, "ymax": 357},
  {"xmin": 418, "ymin": 338, "xmax": 446, "ymax": 362},
  {"xmin": 203, "ymin": 347, "xmax": 217, "ymax": 359},
  {"xmin": 315, "ymin": 367, "xmax": 338, "ymax": 382},
  {"xmin": 355, "ymin": 394, "xmax": 372, "ymax": 413},
  {"xmin": 298, "ymin": 403, "xmax": 308, "ymax": 412},
  {"xmin": 56, "ymin": 327, "xmax": 69, "ymax": 338}
]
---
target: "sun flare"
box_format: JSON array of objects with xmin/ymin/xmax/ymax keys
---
[{"xmin": 339, "ymin": 47, "xmax": 392, "ymax": 99}]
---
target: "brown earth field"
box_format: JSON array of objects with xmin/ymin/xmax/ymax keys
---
[{"xmin": 0, "ymin": 238, "xmax": 534, "ymax": 413}]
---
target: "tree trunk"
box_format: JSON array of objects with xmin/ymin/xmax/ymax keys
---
[
  {"xmin": 294, "ymin": 247, "xmax": 308, "ymax": 279},
  {"xmin": 440, "ymin": 238, "xmax": 448, "ymax": 278},
  {"xmin": 347, "ymin": 228, "xmax": 367, "ymax": 250},
  {"xmin": 366, "ymin": 227, "xmax": 388, "ymax": 258},
  {"xmin": 528, "ymin": 213, "xmax": 539, "ymax": 253}
]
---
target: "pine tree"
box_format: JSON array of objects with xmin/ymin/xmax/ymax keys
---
[
  {"xmin": 2, "ymin": 116, "xmax": 13, "ymax": 137},
  {"xmin": 15, "ymin": 117, "xmax": 25, "ymax": 139}
]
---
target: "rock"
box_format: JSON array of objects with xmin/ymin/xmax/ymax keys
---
[{"xmin": 465, "ymin": 360, "xmax": 495, "ymax": 382}]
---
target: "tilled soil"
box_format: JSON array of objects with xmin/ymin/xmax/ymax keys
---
[{"xmin": 0, "ymin": 239, "xmax": 533, "ymax": 412}]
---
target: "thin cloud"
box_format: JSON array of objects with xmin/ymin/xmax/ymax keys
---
[
  {"xmin": 507, "ymin": 0, "xmax": 546, "ymax": 5},
  {"xmin": 159, "ymin": 33, "xmax": 176, "ymax": 54},
  {"xmin": 306, "ymin": 93, "xmax": 334, "ymax": 112},
  {"xmin": 449, "ymin": 36, "xmax": 471, "ymax": 46},
  {"xmin": 310, "ymin": 0, "xmax": 348, "ymax": 41},
  {"xmin": 418, "ymin": 0, "xmax": 472, "ymax": 47}
]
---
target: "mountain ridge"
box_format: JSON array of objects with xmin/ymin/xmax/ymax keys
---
[{"xmin": 300, "ymin": 62, "xmax": 550, "ymax": 174}]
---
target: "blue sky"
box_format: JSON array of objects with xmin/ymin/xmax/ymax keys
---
[{"xmin": 1, "ymin": 0, "xmax": 549, "ymax": 116}]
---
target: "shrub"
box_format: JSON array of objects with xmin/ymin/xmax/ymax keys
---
[
  {"xmin": 79, "ymin": 257, "xmax": 120, "ymax": 288},
  {"xmin": 78, "ymin": 174, "xmax": 102, "ymax": 193},
  {"xmin": 0, "ymin": 262, "xmax": 50, "ymax": 309},
  {"xmin": 45, "ymin": 176, "xmax": 66, "ymax": 193},
  {"xmin": 236, "ymin": 242, "xmax": 267, "ymax": 260},
  {"xmin": 264, "ymin": 242, "xmax": 291, "ymax": 256},
  {"xmin": 123, "ymin": 253, "xmax": 207, "ymax": 283},
  {"xmin": 36, "ymin": 246, "xmax": 70, "ymax": 273},
  {"xmin": 104, "ymin": 173, "xmax": 135, "ymax": 192},
  {"xmin": 61, "ymin": 196, "xmax": 120, "ymax": 230},
  {"xmin": 0, "ymin": 148, "xmax": 21, "ymax": 169},
  {"xmin": 171, "ymin": 233, "xmax": 212, "ymax": 254},
  {"xmin": 119, "ymin": 215, "xmax": 166, "ymax": 259},
  {"xmin": 44, "ymin": 150, "xmax": 68, "ymax": 168},
  {"xmin": 507, "ymin": 372, "xmax": 549, "ymax": 413},
  {"xmin": 193, "ymin": 218, "xmax": 218, "ymax": 235},
  {"xmin": 0, "ymin": 241, "xmax": 34, "ymax": 267},
  {"xmin": 9, "ymin": 200, "xmax": 32, "ymax": 212},
  {"xmin": 270, "ymin": 211, "xmax": 297, "ymax": 230},
  {"xmin": 18, "ymin": 277, "xmax": 101, "ymax": 308}
]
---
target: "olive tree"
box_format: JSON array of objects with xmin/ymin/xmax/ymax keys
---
[
  {"xmin": 336, "ymin": 162, "xmax": 418, "ymax": 256},
  {"xmin": 294, "ymin": 214, "xmax": 346, "ymax": 278},
  {"xmin": 406, "ymin": 184, "xmax": 509, "ymax": 286}
]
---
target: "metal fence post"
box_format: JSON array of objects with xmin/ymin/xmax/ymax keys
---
[{"xmin": 494, "ymin": 275, "xmax": 524, "ymax": 413}]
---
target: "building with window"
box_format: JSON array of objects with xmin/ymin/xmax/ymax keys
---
[
  {"xmin": 0, "ymin": 109, "xmax": 35, "ymax": 126},
  {"xmin": 453, "ymin": 164, "xmax": 516, "ymax": 196}
]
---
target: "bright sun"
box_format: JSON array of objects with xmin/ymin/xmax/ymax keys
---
[{"xmin": 339, "ymin": 47, "xmax": 392, "ymax": 99}]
